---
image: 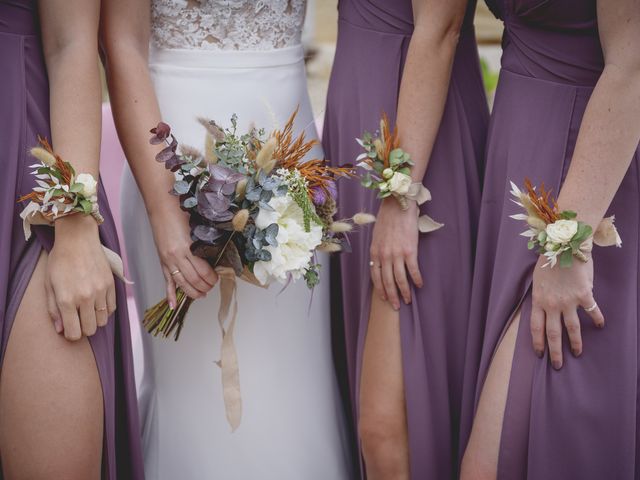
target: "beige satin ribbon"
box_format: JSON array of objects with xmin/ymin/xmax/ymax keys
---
[
  {"xmin": 396, "ymin": 182, "xmax": 444, "ymax": 233},
  {"xmin": 214, "ymin": 266, "xmax": 264, "ymax": 431},
  {"xmin": 575, "ymin": 216, "xmax": 622, "ymax": 262},
  {"xmin": 20, "ymin": 200, "xmax": 131, "ymax": 284}
]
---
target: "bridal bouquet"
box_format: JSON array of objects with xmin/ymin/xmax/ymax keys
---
[
  {"xmin": 144, "ymin": 110, "xmax": 370, "ymax": 429},
  {"xmin": 510, "ymin": 179, "xmax": 622, "ymax": 267}
]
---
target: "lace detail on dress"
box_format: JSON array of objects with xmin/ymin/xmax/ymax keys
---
[{"xmin": 151, "ymin": 0, "xmax": 306, "ymax": 51}]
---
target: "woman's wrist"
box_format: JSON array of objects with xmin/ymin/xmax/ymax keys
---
[{"xmin": 54, "ymin": 213, "xmax": 100, "ymax": 241}]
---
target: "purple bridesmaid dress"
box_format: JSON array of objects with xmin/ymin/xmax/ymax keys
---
[
  {"xmin": 461, "ymin": 1, "xmax": 640, "ymax": 478},
  {"xmin": 0, "ymin": 2, "xmax": 144, "ymax": 478},
  {"xmin": 322, "ymin": 1, "xmax": 489, "ymax": 478}
]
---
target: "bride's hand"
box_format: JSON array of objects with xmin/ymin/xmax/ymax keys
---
[
  {"xmin": 531, "ymin": 255, "xmax": 605, "ymax": 369},
  {"xmin": 149, "ymin": 207, "xmax": 218, "ymax": 307},
  {"xmin": 47, "ymin": 215, "xmax": 117, "ymax": 341},
  {"xmin": 369, "ymin": 199, "xmax": 423, "ymax": 310}
]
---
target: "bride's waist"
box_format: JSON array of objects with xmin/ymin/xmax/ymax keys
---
[{"xmin": 149, "ymin": 44, "xmax": 305, "ymax": 70}]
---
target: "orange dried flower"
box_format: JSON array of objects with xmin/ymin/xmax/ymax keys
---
[{"xmin": 524, "ymin": 178, "xmax": 559, "ymax": 224}]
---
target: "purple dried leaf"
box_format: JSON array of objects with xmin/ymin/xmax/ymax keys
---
[
  {"xmin": 150, "ymin": 122, "xmax": 171, "ymax": 144},
  {"xmin": 197, "ymin": 191, "xmax": 234, "ymax": 222},
  {"xmin": 193, "ymin": 225, "xmax": 223, "ymax": 244},
  {"xmin": 209, "ymin": 163, "xmax": 245, "ymax": 184},
  {"xmin": 156, "ymin": 145, "xmax": 178, "ymax": 163}
]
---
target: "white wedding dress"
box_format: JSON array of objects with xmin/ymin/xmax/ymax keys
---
[{"xmin": 120, "ymin": 2, "xmax": 352, "ymax": 479}]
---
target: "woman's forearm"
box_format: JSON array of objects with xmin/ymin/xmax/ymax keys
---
[
  {"xmin": 39, "ymin": 1, "xmax": 102, "ymax": 238},
  {"xmin": 395, "ymin": 1, "xmax": 466, "ymax": 183},
  {"xmin": 41, "ymin": 26, "xmax": 101, "ymax": 179},
  {"xmin": 557, "ymin": 1, "xmax": 640, "ymax": 229},
  {"xmin": 557, "ymin": 66, "xmax": 640, "ymax": 229},
  {"xmin": 103, "ymin": 45, "xmax": 177, "ymax": 221}
]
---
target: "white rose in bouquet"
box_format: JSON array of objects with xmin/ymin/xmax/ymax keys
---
[
  {"xmin": 545, "ymin": 219, "xmax": 578, "ymax": 244},
  {"xmin": 76, "ymin": 173, "xmax": 98, "ymax": 199},
  {"xmin": 253, "ymin": 195, "xmax": 323, "ymax": 285},
  {"xmin": 388, "ymin": 171, "xmax": 412, "ymax": 196}
]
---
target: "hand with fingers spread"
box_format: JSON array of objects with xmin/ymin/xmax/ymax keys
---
[
  {"xmin": 530, "ymin": 254, "xmax": 604, "ymax": 370},
  {"xmin": 46, "ymin": 215, "xmax": 117, "ymax": 341},
  {"xmin": 150, "ymin": 207, "xmax": 218, "ymax": 308},
  {"xmin": 369, "ymin": 198, "xmax": 423, "ymax": 311}
]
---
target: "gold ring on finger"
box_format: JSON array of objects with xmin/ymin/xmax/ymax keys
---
[{"xmin": 170, "ymin": 269, "xmax": 181, "ymax": 276}]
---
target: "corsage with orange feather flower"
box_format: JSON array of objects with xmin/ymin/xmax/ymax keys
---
[
  {"xmin": 356, "ymin": 114, "xmax": 443, "ymax": 233},
  {"xmin": 510, "ymin": 179, "xmax": 622, "ymax": 268}
]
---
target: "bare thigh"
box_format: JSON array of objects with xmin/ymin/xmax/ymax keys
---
[
  {"xmin": 359, "ymin": 295, "xmax": 409, "ymax": 473},
  {"xmin": 0, "ymin": 251, "xmax": 103, "ymax": 480},
  {"xmin": 460, "ymin": 310, "xmax": 521, "ymax": 480}
]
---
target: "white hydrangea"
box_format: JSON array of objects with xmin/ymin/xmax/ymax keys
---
[{"xmin": 252, "ymin": 194, "xmax": 322, "ymax": 285}]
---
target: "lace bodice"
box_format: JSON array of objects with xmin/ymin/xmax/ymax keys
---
[{"xmin": 151, "ymin": 0, "xmax": 306, "ymax": 51}]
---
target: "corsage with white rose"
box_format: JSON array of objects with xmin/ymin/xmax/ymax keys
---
[
  {"xmin": 510, "ymin": 179, "xmax": 622, "ymax": 268},
  {"xmin": 18, "ymin": 137, "xmax": 129, "ymax": 282},
  {"xmin": 356, "ymin": 114, "xmax": 443, "ymax": 233}
]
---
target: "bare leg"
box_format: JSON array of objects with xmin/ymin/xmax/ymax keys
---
[
  {"xmin": 460, "ymin": 310, "xmax": 521, "ymax": 480},
  {"xmin": 358, "ymin": 296, "xmax": 410, "ymax": 480},
  {"xmin": 0, "ymin": 252, "xmax": 103, "ymax": 480}
]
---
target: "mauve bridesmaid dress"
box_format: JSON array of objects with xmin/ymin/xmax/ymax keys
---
[
  {"xmin": 322, "ymin": 1, "xmax": 489, "ymax": 478},
  {"xmin": 460, "ymin": 1, "xmax": 640, "ymax": 478},
  {"xmin": 0, "ymin": 2, "xmax": 144, "ymax": 478}
]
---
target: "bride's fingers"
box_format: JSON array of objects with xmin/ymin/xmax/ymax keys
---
[
  {"xmin": 563, "ymin": 309, "xmax": 582, "ymax": 357},
  {"xmin": 187, "ymin": 254, "xmax": 218, "ymax": 287},
  {"xmin": 162, "ymin": 265, "xmax": 178, "ymax": 309},
  {"xmin": 177, "ymin": 257, "xmax": 210, "ymax": 295},
  {"xmin": 580, "ymin": 294, "xmax": 605, "ymax": 329}
]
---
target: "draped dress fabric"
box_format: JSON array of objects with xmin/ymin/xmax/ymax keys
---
[
  {"xmin": 460, "ymin": 1, "xmax": 640, "ymax": 478},
  {"xmin": 322, "ymin": 1, "xmax": 489, "ymax": 478},
  {"xmin": 120, "ymin": 1, "xmax": 353, "ymax": 479},
  {"xmin": 0, "ymin": 2, "xmax": 144, "ymax": 479}
]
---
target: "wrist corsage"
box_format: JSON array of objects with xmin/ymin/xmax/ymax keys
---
[
  {"xmin": 18, "ymin": 136, "xmax": 129, "ymax": 283},
  {"xmin": 356, "ymin": 114, "xmax": 443, "ymax": 233},
  {"xmin": 510, "ymin": 179, "xmax": 622, "ymax": 268},
  {"xmin": 19, "ymin": 137, "xmax": 103, "ymax": 236}
]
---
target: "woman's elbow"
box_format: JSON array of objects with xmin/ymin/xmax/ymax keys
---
[
  {"xmin": 100, "ymin": 28, "xmax": 149, "ymax": 66},
  {"xmin": 413, "ymin": 12, "xmax": 465, "ymax": 50}
]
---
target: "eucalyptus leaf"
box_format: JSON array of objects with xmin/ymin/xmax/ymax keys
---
[
  {"xmin": 264, "ymin": 223, "xmax": 279, "ymax": 246},
  {"xmin": 174, "ymin": 180, "xmax": 191, "ymax": 195},
  {"xmin": 182, "ymin": 197, "xmax": 198, "ymax": 209},
  {"xmin": 258, "ymin": 249, "xmax": 272, "ymax": 262}
]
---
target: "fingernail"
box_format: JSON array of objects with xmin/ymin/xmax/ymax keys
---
[
  {"xmin": 597, "ymin": 323, "xmax": 605, "ymax": 329},
  {"xmin": 381, "ymin": 295, "xmax": 387, "ymax": 301},
  {"xmin": 169, "ymin": 302, "xmax": 175, "ymax": 310},
  {"xmin": 535, "ymin": 349, "xmax": 543, "ymax": 358},
  {"xmin": 552, "ymin": 360, "xmax": 562, "ymax": 370},
  {"xmin": 54, "ymin": 319, "xmax": 63, "ymax": 334},
  {"xmin": 394, "ymin": 303, "xmax": 400, "ymax": 311},
  {"xmin": 571, "ymin": 348, "xmax": 581, "ymax": 357}
]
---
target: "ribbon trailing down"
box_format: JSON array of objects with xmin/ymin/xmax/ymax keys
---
[{"xmin": 214, "ymin": 266, "xmax": 264, "ymax": 431}]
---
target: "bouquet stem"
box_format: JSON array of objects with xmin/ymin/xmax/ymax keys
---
[{"xmin": 143, "ymin": 289, "xmax": 195, "ymax": 341}]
